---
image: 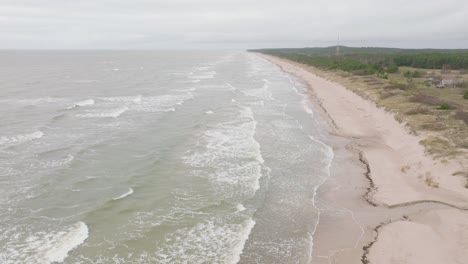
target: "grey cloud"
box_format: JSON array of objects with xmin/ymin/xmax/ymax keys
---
[{"xmin": 0, "ymin": 0, "xmax": 467, "ymax": 49}]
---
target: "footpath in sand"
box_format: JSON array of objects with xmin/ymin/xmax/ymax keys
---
[{"xmin": 257, "ymin": 53, "xmax": 468, "ymax": 264}]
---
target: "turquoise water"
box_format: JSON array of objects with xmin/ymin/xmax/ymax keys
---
[{"xmin": 0, "ymin": 51, "xmax": 333, "ymax": 263}]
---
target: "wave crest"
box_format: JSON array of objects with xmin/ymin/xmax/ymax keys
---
[{"xmin": 0, "ymin": 131, "xmax": 44, "ymax": 146}]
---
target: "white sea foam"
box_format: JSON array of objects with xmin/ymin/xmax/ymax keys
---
[
  {"xmin": 76, "ymin": 106, "xmax": 128, "ymax": 118},
  {"xmin": 96, "ymin": 94, "xmax": 190, "ymax": 113},
  {"xmin": 174, "ymin": 87, "xmax": 196, "ymax": 92},
  {"xmin": 303, "ymin": 105, "xmax": 314, "ymax": 115},
  {"xmin": 205, "ymin": 110, "xmax": 214, "ymax": 115},
  {"xmin": 308, "ymin": 135, "xmax": 334, "ymax": 249},
  {"xmin": 203, "ymin": 71, "xmax": 217, "ymax": 75},
  {"xmin": 226, "ymin": 83, "xmax": 237, "ymax": 91},
  {"xmin": 190, "ymin": 75, "xmax": 214, "ymax": 80},
  {"xmin": 132, "ymin": 93, "xmax": 193, "ymax": 112},
  {"xmin": 37, "ymin": 155, "xmax": 75, "ymax": 169},
  {"xmin": 168, "ymin": 71, "xmax": 191, "ymax": 76},
  {"xmin": 236, "ymin": 204, "xmax": 246, "ymax": 212},
  {"xmin": 183, "ymin": 107, "xmax": 264, "ymax": 196},
  {"xmin": 241, "ymin": 80, "xmax": 275, "ymax": 101},
  {"xmin": 1, "ymin": 222, "xmax": 89, "ymax": 264},
  {"xmin": 272, "ymin": 119, "xmax": 304, "ymax": 130},
  {"xmin": 155, "ymin": 218, "xmax": 255, "ymax": 264},
  {"xmin": 67, "ymin": 99, "xmax": 95, "ymax": 109},
  {"xmin": 302, "ymin": 99, "xmax": 314, "ymax": 117},
  {"xmin": 0, "ymin": 131, "xmax": 44, "ymax": 146},
  {"xmin": 135, "ymin": 97, "xmax": 142, "ymax": 103},
  {"xmin": 0, "ymin": 166, "xmax": 21, "ymax": 177},
  {"xmin": 231, "ymin": 219, "xmax": 255, "ymax": 264},
  {"xmin": 246, "ymin": 100, "xmax": 264, "ymax": 107},
  {"xmin": 177, "ymin": 79, "xmax": 201, "ymax": 83},
  {"xmin": 99, "ymin": 95, "xmax": 142, "ymax": 103},
  {"xmin": 112, "ymin": 188, "xmax": 134, "ymax": 200},
  {"xmin": 308, "ymin": 136, "xmax": 334, "ymax": 165},
  {"xmin": 190, "ymin": 71, "xmax": 216, "ymax": 80}
]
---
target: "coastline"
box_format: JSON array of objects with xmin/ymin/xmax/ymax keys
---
[{"xmin": 255, "ymin": 53, "xmax": 468, "ymax": 263}]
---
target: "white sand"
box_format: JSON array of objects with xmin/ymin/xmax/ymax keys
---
[{"xmin": 369, "ymin": 209, "xmax": 468, "ymax": 264}]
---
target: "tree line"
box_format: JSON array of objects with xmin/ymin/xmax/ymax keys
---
[{"xmin": 252, "ymin": 47, "xmax": 468, "ymax": 73}]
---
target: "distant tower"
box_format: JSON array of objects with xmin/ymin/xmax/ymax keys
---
[{"xmin": 335, "ymin": 36, "xmax": 340, "ymax": 57}]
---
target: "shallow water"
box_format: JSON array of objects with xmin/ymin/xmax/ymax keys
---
[{"xmin": 0, "ymin": 50, "xmax": 333, "ymax": 263}]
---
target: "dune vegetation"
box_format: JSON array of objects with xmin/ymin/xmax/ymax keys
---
[{"xmin": 252, "ymin": 47, "xmax": 468, "ymax": 164}]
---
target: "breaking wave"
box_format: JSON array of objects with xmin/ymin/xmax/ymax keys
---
[
  {"xmin": 67, "ymin": 99, "xmax": 95, "ymax": 109},
  {"xmin": 0, "ymin": 222, "xmax": 89, "ymax": 264},
  {"xmin": 0, "ymin": 131, "xmax": 44, "ymax": 146}
]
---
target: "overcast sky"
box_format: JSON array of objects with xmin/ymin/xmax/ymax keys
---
[{"xmin": 1, "ymin": 0, "xmax": 467, "ymax": 49}]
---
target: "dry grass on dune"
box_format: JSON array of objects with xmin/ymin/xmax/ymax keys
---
[{"xmin": 303, "ymin": 65, "xmax": 468, "ymax": 160}]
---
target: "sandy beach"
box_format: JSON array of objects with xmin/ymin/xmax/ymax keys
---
[{"xmin": 257, "ymin": 53, "xmax": 468, "ymax": 264}]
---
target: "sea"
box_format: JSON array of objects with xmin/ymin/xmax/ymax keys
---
[{"xmin": 0, "ymin": 50, "xmax": 333, "ymax": 264}]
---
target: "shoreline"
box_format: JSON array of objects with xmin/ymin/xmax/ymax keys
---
[{"xmin": 256, "ymin": 53, "xmax": 468, "ymax": 264}]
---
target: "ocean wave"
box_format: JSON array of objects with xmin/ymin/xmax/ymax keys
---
[
  {"xmin": 194, "ymin": 66, "xmax": 211, "ymax": 71},
  {"xmin": 183, "ymin": 107, "xmax": 264, "ymax": 197},
  {"xmin": 131, "ymin": 94, "xmax": 193, "ymax": 113},
  {"xmin": 174, "ymin": 87, "xmax": 196, "ymax": 92},
  {"xmin": 112, "ymin": 188, "xmax": 134, "ymax": 200},
  {"xmin": 245, "ymin": 100, "xmax": 264, "ymax": 107},
  {"xmin": 1, "ymin": 221, "xmax": 89, "ymax": 264},
  {"xmin": 190, "ymin": 71, "xmax": 216, "ymax": 80},
  {"xmin": 99, "ymin": 95, "xmax": 142, "ymax": 103},
  {"xmin": 76, "ymin": 106, "xmax": 128, "ymax": 118},
  {"xmin": 93, "ymin": 94, "xmax": 191, "ymax": 113},
  {"xmin": 0, "ymin": 131, "xmax": 44, "ymax": 146},
  {"xmin": 167, "ymin": 71, "xmax": 192, "ymax": 76},
  {"xmin": 190, "ymin": 75, "xmax": 215, "ymax": 80},
  {"xmin": 155, "ymin": 218, "xmax": 255, "ymax": 264},
  {"xmin": 196, "ymin": 84, "xmax": 234, "ymax": 91},
  {"xmin": 241, "ymin": 80, "xmax": 276, "ymax": 101},
  {"xmin": 67, "ymin": 99, "xmax": 95, "ymax": 109},
  {"xmin": 35, "ymin": 155, "xmax": 75, "ymax": 169},
  {"xmin": 177, "ymin": 79, "xmax": 201, "ymax": 83}
]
